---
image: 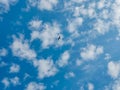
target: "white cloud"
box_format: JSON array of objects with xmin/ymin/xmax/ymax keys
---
[
  {"xmin": 80, "ymin": 44, "xmax": 103, "ymax": 60},
  {"xmin": 0, "ymin": 61, "xmax": 7, "ymax": 67},
  {"xmin": 2, "ymin": 76, "xmax": 20, "ymax": 88},
  {"xmin": 105, "ymin": 79, "xmax": 120, "ymax": 90},
  {"xmin": 33, "ymin": 59, "xmax": 58, "ymax": 79},
  {"xmin": 67, "ymin": 17, "xmax": 83, "ymax": 33},
  {"xmin": 28, "ymin": 0, "xmax": 58, "ymax": 11},
  {"xmin": 31, "ymin": 22, "xmax": 64, "ymax": 48},
  {"xmin": 25, "ymin": 82, "xmax": 46, "ymax": 90},
  {"xmin": 10, "ymin": 77, "xmax": 20, "ymax": 86},
  {"xmin": 88, "ymin": 83, "xmax": 94, "ymax": 90},
  {"xmin": 64, "ymin": 72, "xmax": 75, "ymax": 79},
  {"xmin": 71, "ymin": 0, "xmax": 85, "ymax": 3},
  {"xmin": 111, "ymin": 1, "xmax": 120, "ymax": 27},
  {"xmin": 2, "ymin": 78, "xmax": 10, "ymax": 88},
  {"xmin": 97, "ymin": 0, "xmax": 105, "ymax": 9},
  {"xmin": 11, "ymin": 35, "xmax": 36, "ymax": 60},
  {"xmin": 57, "ymin": 51, "xmax": 70, "ymax": 67},
  {"xmin": 112, "ymin": 79, "xmax": 120, "ymax": 90},
  {"xmin": 93, "ymin": 19, "xmax": 110, "ymax": 35},
  {"xmin": 76, "ymin": 59, "xmax": 82, "ymax": 66},
  {"xmin": 108, "ymin": 61, "xmax": 120, "ymax": 79},
  {"xmin": 0, "ymin": 0, "xmax": 18, "ymax": 14},
  {"xmin": 28, "ymin": 19, "xmax": 42, "ymax": 31},
  {"xmin": 104, "ymin": 53, "xmax": 111, "ymax": 60},
  {"xmin": 0, "ymin": 48, "xmax": 7, "ymax": 57},
  {"xmin": 9, "ymin": 63, "xmax": 20, "ymax": 73}
]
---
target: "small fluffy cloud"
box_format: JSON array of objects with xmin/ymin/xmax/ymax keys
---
[
  {"xmin": 31, "ymin": 22, "xmax": 64, "ymax": 48},
  {"xmin": 0, "ymin": 0, "xmax": 18, "ymax": 14},
  {"xmin": 28, "ymin": 0, "xmax": 58, "ymax": 11},
  {"xmin": 10, "ymin": 77, "xmax": 20, "ymax": 86},
  {"xmin": 2, "ymin": 77, "xmax": 20, "ymax": 88},
  {"xmin": 93, "ymin": 19, "xmax": 110, "ymax": 35},
  {"xmin": 88, "ymin": 83, "xmax": 94, "ymax": 90},
  {"xmin": 104, "ymin": 53, "xmax": 111, "ymax": 60},
  {"xmin": 67, "ymin": 17, "xmax": 83, "ymax": 33},
  {"xmin": 1, "ymin": 78, "xmax": 10, "ymax": 88},
  {"xmin": 112, "ymin": 79, "xmax": 120, "ymax": 90},
  {"xmin": 105, "ymin": 79, "xmax": 120, "ymax": 90},
  {"xmin": 80, "ymin": 44, "xmax": 103, "ymax": 60},
  {"xmin": 76, "ymin": 59, "xmax": 82, "ymax": 66},
  {"xmin": 57, "ymin": 51, "xmax": 70, "ymax": 67},
  {"xmin": 33, "ymin": 59, "xmax": 58, "ymax": 79},
  {"xmin": 64, "ymin": 72, "xmax": 75, "ymax": 79},
  {"xmin": 108, "ymin": 61, "xmax": 120, "ymax": 79},
  {"xmin": 11, "ymin": 36, "xmax": 36, "ymax": 60},
  {"xmin": 25, "ymin": 82, "xmax": 46, "ymax": 90},
  {"xmin": 28, "ymin": 19, "xmax": 42, "ymax": 31},
  {"xmin": 9, "ymin": 63, "xmax": 20, "ymax": 73},
  {"xmin": 0, "ymin": 48, "xmax": 7, "ymax": 57},
  {"xmin": 0, "ymin": 61, "xmax": 7, "ymax": 67}
]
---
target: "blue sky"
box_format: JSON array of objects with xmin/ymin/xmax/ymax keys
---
[{"xmin": 0, "ymin": 0, "xmax": 120, "ymax": 90}]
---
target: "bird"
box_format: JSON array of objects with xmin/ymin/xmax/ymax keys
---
[{"xmin": 58, "ymin": 35, "xmax": 61, "ymax": 40}]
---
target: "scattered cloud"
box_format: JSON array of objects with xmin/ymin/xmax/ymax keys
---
[
  {"xmin": 28, "ymin": 19, "xmax": 42, "ymax": 31},
  {"xmin": 80, "ymin": 44, "xmax": 103, "ymax": 60},
  {"xmin": 112, "ymin": 79, "xmax": 120, "ymax": 90},
  {"xmin": 0, "ymin": 0, "xmax": 18, "ymax": 14},
  {"xmin": 2, "ymin": 76, "xmax": 20, "ymax": 88},
  {"xmin": 1, "ymin": 78, "xmax": 10, "ymax": 88},
  {"xmin": 31, "ymin": 22, "xmax": 64, "ymax": 48},
  {"xmin": 108, "ymin": 61, "xmax": 120, "ymax": 79},
  {"xmin": 88, "ymin": 83, "xmax": 94, "ymax": 90},
  {"xmin": 28, "ymin": 0, "xmax": 58, "ymax": 11},
  {"xmin": 33, "ymin": 59, "xmax": 58, "ymax": 79},
  {"xmin": 64, "ymin": 72, "xmax": 75, "ymax": 79},
  {"xmin": 67, "ymin": 17, "xmax": 83, "ymax": 34},
  {"xmin": 25, "ymin": 82, "xmax": 46, "ymax": 90},
  {"xmin": 104, "ymin": 53, "xmax": 111, "ymax": 60},
  {"xmin": 76, "ymin": 59, "xmax": 83, "ymax": 66},
  {"xmin": 9, "ymin": 63, "xmax": 20, "ymax": 73},
  {"xmin": 0, "ymin": 48, "xmax": 7, "ymax": 57},
  {"xmin": 10, "ymin": 77, "xmax": 20, "ymax": 86},
  {"xmin": 57, "ymin": 51, "xmax": 70, "ymax": 67},
  {"xmin": 11, "ymin": 35, "xmax": 36, "ymax": 60}
]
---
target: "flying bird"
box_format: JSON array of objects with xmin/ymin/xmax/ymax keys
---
[{"xmin": 58, "ymin": 35, "xmax": 61, "ymax": 40}]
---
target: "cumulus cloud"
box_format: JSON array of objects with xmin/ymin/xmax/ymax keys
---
[
  {"xmin": 64, "ymin": 72, "xmax": 75, "ymax": 79},
  {"xmin": 2, "ymin": 77, "xmax": 20, "ymax": 88},
  {"xmin": 28, "ymin": 0, "xmax": 58, "ymax": 11},
  {"xmin": 1, "ymin": 78, "xmax": 10, "ymax": 88},
  {"xmin": 105, "ymin": 79, "xmax": 120, "ymax": 90},
  {"xmin": 25, "ymin": 82, "xmax": 46, "ymax": 90},
  {"xmin": 67, "ymin": 17, "xmax": 83, "ymax": 34},
  {"xmin": 28, "ymin": 19, "xmax": 42, "ymax": 31},
  {"xmin": 88, "ymin": 83, "xmax": 94, "ymax": 90},
  {"xmin": 11, "ymin": 36, "xmax": 36, "ymax": 60},
  {"xmin": 112, "ymin": 79, "xmax": 120, "ymax": 90},
  {"xmin": 0, "ymin": 48, "xmax": 7, "ymax": 57},
  {"xmin": 93, "ymin": 19, "xmax": 110, "ymax": 35},
  {"xmin": 31, "ymin": 22, "xmax": 64, "ymax": 48},
  {"xmin": 0, "ymin": 0, "xmax": 18, "ymax": 14},
  {"xmin": 9, "ymin": 63, "xmax": 20, "ymax": 73},
  {"xmin": 57, "ymin": 51, "xmax": 70, "ymax": 67},
  {"xmin": 0, "ymin": 61, "xmax": 7, "ymax": 67},
  {"xmin": 76, "ymin": 59, "xmax": 82, "ymax": 66},
  {"xmin": 33, "ymin": 59, "xmax": 58, "ymax": 79},
  {"xmin": 10, "ymin": 77, "xmax": 20, "ymax": 86},
  {"xmin": 104, "ymin": 53, "xmax": 111, "ymax": 60},
  {"xmin": 80, "ymin": 44, "xmax": 103, "ymax": 60},
  {"xmin": 108, "ymin": 61, "xmax": 120, "ymax": 79}
]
